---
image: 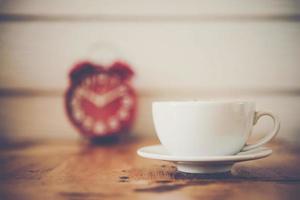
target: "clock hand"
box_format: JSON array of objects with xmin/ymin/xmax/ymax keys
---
[
  {"xmin": 78, "ymin": 89, "xmax": 99, "ymax": 106},
  {"xmin": 95, "ymin": 86, "xmax": 126, "ymax": 108},
  {"xmin": 76, "ymin": 86, "xmax": 126, "ymax": 108}
]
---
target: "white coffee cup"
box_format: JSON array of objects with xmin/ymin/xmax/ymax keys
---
[{"xmin": 152, "ymin": 100, "xmax": 280, "ymax": 156}]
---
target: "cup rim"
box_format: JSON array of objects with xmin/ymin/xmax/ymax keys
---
[{"xmin": 153, "ymin": 100, "xmax": 255, "ymax": 106}]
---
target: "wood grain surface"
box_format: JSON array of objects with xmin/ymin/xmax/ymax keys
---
[{"xmin": 0, "ymin": 136, "xmax": 299, "ymax": 200}]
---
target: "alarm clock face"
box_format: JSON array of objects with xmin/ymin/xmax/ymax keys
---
[{"xmin": 66, "ymin": 73, "xmax": 136, "ymax": 137}]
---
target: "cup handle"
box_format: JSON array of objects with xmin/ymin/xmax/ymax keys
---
[{"xmin": 242, "ymin": 111, "xmax": 280, "ymax": 152}]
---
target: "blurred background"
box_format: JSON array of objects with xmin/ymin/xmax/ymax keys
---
[{"xmin": 0, "ymin": 0, "xmax": 299, "ymax": 143}]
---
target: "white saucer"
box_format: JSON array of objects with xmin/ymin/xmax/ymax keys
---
[{"xmin": 137, "ymin": 145, "xmax": 272, "ymax": 174}]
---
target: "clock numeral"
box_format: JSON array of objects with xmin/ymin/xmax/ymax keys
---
[
  {"xmin": 94, "ymin": 121, "xmax": 106, "ymax": 135},
  {"xmin": 97, "ymin": 74, "xmax": 108, "ymax": 84},
  {"xmin": 119, "ymin": 86, "xmax": 127, "ymax": 93},
  {"xmin": 108, "ymin": 117, "xmax": 120, "ymax": 130},
  {"xmin": 74, "ymin": 110, "xmax": 85, "ymax": 122},
  {"xmin": 118, "ymin": 109, "xmax": 129, "ymax": 120},
  {"xmin": 83, "ymin": 78, "xmax": 92, "ymax": 87},
  {"xmin": 74, "ymin": 88, "xmax": 84, "ymax": 98},
  {"xmin": 83, "ymin": 117, "xmax": 93, "ymax": 130},
  {"xmin": 122, "ymin": 96, "xmax": 133, "ymax": 108},
  {"xmin": 109, "ymin": 77, "xmax": 120, "ymax": 86},
  {"xmin": 71, "ymin": 98, "xmax": 80, "ymax": 107}
]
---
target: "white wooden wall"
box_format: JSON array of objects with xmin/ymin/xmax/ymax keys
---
[{"xmin": 0, "ymin": 0, "xmax": 299, "ymax": 142}]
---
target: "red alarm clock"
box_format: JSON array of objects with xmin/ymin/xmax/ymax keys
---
[{"xmin": 65, "ymin": 61, "xmax": 137, "ymax": 138}]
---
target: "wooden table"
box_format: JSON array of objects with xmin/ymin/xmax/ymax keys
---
[{"xmin": 0, "ymin": 136, "xmax": 300, "ymax": 200}]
